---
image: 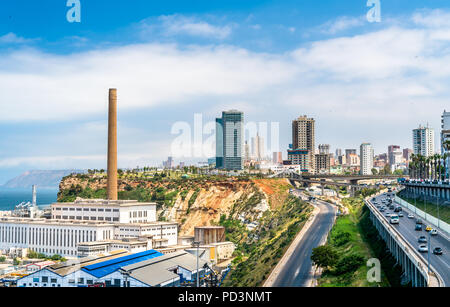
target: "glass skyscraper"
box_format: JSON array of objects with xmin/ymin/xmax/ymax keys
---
[{"xmin": 216, "ymin": 110, "xmax": 244, "ymax": 170}]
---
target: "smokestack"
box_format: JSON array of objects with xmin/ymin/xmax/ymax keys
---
[
  {"xmin": 32, "ymin": 185, "xmax": 37, "ymax": 206},
  {"xmin": 107, "ymin": 88, "xmax": 118, "ymax": 200}
]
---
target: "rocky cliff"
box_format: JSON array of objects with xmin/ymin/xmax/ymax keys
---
[{"xmin": 57, "ymin": 174, "xmax": 292, "ymax": 235}]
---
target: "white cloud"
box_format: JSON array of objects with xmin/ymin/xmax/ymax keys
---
[
  {"xmin": 140, "ymin": 15, "xmax": 233, "ymax": 39},
  {"xmin": 0, "ymin": 32, "xmax": 35, "ymax": 44},
  {"xmin": 0, "ymin": 44, "xmax": 296, "ymax": 121},
  {"xmin": 318, "ymin": 16, "xmax": 365, "ymax": 35},
  {"xmin": 2, "ymin": 9, "xmax": 450, "ymax": 167},
  {"xmin": 412, "ymin": 9, "xmax": 450, "ymax": 28}
]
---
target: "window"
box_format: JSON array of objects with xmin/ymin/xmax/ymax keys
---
[
  {"xmin": 90, "ymin": 208, "xmax": 97, "ymax": 212},
  {"xmin": 78, "ymin": 278, "xmax": 84, "ymax": 284},
  {"xmin": 113, "ymin": 218, "xmax": 119, "ymax": 222},
  {"xmin": 33, "ymin": 277, "xmax": 39, "ymax": 283},
  {"xmin": 62, "ymin": 208, "xmax": 68, "ymax": 211},
  {"xmin": 87, "ymin": 280, "xmax": 93, "ymax": 285},
  {"xmin": 51, "ymin": 278, "xmax": 57, "ymax": 283},
  {"xmin": 42, "ymin": 277, "xmax": 48, "ymax": 283}
]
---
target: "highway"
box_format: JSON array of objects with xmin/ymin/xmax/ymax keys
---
[
  {"xmin": 272, "ymin": 192, "xmax": 336, "ymax": 287},
  {"xmin": 372, "ymin": 193, "xmax": 450, "ymax": 286}
]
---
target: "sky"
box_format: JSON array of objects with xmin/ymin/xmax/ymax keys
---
[{"xmin": 1, "ymin": 0, "xmax": 450, "ymax": 184}]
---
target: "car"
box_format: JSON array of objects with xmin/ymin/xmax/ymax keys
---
[
  {"xmin": 416, "ymin": 219, "xmax": 423, "ymax": 224},
  {"xmin": 418, "ymin": 244, "xmax": 428, "ymax": 253},
  {"xmin": 433, "ymin": 247, "xmax": 443, "ymax": 255},
  {"xmin": 415, "ymin": 224, "xmax": 423, "ymax": 231},
  {"xmin": 430, "ymin": 229, "xmax": 438, "ymax": 236},
  {"xmin": 390, "ymin": 215, "xmax": 399, "ymax": 224},
  {"xmin": 418, "ymin": 236, "xmax": 427, "ymax": 243},
  {"xmin": 385, "ymin": 212, "xmax": 391, "ymax": 217},
  {"xmin": 394, "ymin": 206, "xmax": 402, "ymax": 212},
  {"xmin": 425, "ymin": 226, "xmax": 432, "ymax": 232},
  {"xmin": 398, "ymin": 212, "xmax": 403, "ymax": 217},
  {"xmin": 408, "ymin": 214, "xmax": 415, "ymax": 219},
  {"xmin": 380, "ymin": 208, "xmax": 385, "ymax": 212}
]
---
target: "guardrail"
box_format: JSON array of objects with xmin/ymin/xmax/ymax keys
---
[
  {"xmin": 365, "ymin": 191, "xmax": 444, "ymax": 287},
  {"xmin": 394, "ymin": 190, "xmax": 450, "ymax": 236}
]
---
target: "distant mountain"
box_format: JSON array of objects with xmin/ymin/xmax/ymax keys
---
[{"xmin": 2, "ymin": 170, "xmax": 84, "ymax": 189}]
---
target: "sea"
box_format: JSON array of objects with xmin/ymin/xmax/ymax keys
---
[{"xmin": 0, "ymin": 187, "xmax": 58, "ymax": 211}]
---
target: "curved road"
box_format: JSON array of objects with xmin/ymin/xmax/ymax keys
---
[{"xmin": 272, "ymin": 194, "xmax": 336, "ymax": 287}]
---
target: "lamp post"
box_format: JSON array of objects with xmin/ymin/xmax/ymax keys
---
[{"xmin": 192, "ymin": 241, "xmax": 201, "ymax": 287}]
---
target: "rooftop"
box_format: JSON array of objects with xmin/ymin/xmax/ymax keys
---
[
  {"xmin": 48, "ymin": 249, "xmax": 130, "ymax": 276},
  {"xmin": 52, "ymin": 198, "xmax": 157, "ymax": 208},
  {"xmin": 120, "ymin": 251, "xmax": 207, "ymax": 286},
  {"xmin": 81, "ymin": 250, "xmax": 163, "ymax": 278}
]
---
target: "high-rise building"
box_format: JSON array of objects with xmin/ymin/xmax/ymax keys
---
[
  {"xmin": 244, "ymin": 141, "xmax": 250, "ymax": 162},
  {"xmin": 388, "ymin": 145, "xmax": 402, "ymax": 168},
  {"xmin": 315, "ymin": 153, "xmax": 331, "ymax": 174},
  {"xmin": 360, "ymin": 143, "xmax": 374, "ymax": 175},
  {"xmin": 442, "ymin": 110, "xmax": 450, "ymax": 155},
  {"xmin": 318, "ymin": 144, "xmax": 330, "ymax": 155},
  {"xmin": 272, "ymin": 152, "xmax": 283, "ymax": 164},
  {"xmin": 413, "ymin": 125, "xmax": 435, "ymax": 157},
  {"xmin": 403, "ymin": 148, "xmax": 413, "ymax": 162},
  {"xmin": 251, "ymin": 133, "xmax": 265, "ymax": 161},
  {"xmin": 335, "ymin": 148, "xmax": 342, "ymax": 157},
  {"xmin": 216, "ymin": 110, "xmax": 244, "ymax": 170},
  {"xmin": 292, "ymin": 115, "xmax": 315, "ymax": 172}
]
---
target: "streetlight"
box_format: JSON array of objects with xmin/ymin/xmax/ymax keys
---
[
  {"xmin": 192, "ymin": 241, "xmax": 201, "ymax": 287},
  {"xmin": 427, "ymin": 230, "xmax": 431, "ymax": 275}
]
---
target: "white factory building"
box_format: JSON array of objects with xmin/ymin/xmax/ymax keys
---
[
  {"xmin": 51, "ymin": 198, "xmax": 156, "ymax": 224},
  {"xmin": 0, "ymin": 198, "xmax": 178, "ymax": 257}
]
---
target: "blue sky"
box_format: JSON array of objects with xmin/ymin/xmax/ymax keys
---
[{"xmin": 1, "ymin": 0, "xmax": 450, "ymax": 183}]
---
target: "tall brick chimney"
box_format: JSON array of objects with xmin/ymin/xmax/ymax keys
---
[{"xmin": 107, "ymin": 88, "xmax": 118, "ymax": 200}]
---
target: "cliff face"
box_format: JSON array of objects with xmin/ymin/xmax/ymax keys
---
[{"xmin": 57, "ymin": 174, "xmax": 292, "ymax": 236}]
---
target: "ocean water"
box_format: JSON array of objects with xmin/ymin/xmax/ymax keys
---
[{"xmin": 0, "ymin": 188, "xmax": 58, "ymax": 211}]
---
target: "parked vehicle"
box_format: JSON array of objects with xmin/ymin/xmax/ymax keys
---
[{"xmin": 430, "ymin": 229, "xmax": 438, "ymax": 236}]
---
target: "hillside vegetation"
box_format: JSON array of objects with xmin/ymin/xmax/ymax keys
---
[{"xmin": 315, "ymin": 194, "xmax": 405, "ymax": 287}]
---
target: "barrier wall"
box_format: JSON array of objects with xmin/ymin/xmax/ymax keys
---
[{"xmin": 395, "ymin": 196, "xmax": 450, "ymax": 235}]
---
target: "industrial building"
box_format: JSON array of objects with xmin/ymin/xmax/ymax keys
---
[
  {"xmin": 17, "ymin": 249, "xmax": 208, "ymax": 287},
  {"xmin": 51, "ymin": 198, "xmax": 157, "ymax": 224}
]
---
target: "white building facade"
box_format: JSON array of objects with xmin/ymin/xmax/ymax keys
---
[
  {"xmin": 360, "ymin": 143, "xmax": 374, "ymax": 175},
  {"xmin": 51, "ymin": 199, "xmax": 157, "ymax": 224},
  {"xmin": 413, "ymin": 125, "xmax": 435, "ymax": 157}
]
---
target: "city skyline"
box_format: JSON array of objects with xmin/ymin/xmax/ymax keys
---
[{"xmin": 1, "ymin": 1, "xmax": 450, "ymax": 184}]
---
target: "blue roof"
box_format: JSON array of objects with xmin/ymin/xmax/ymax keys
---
[{"xmin": 81, "ymin": 250, "xmax": 163, "ymax": 278}]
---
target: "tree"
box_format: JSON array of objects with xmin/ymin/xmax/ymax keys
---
[
  {"xmin": 0, "ymin": 256, "xmax": 6, "ymax": 263},
  {"xmin": 371, "ymin": 168, "xmax": 378, "ymax": 175},
  {"xmin": 311, "ymin": 245, "xmax": 338, "ymax": 269}
]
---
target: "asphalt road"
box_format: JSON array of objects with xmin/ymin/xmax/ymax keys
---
[
  {"xmin": 272, "ymin": 193, "xmax": 336, "ymax": 287},
  {"xmin": 372, "ymin": 193, "xmax": 450, "ymax": 286}
]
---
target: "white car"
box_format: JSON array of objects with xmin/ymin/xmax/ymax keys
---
[
  {"xmin": 408, "ymin": 214, "xmax": 415, "ymax": 219},
  {"xmin": 418, "ymin": 244, "xmax": 428, "ymax": 253},
  {"xmin": 431, "ymin": 229, "xmax": 438, "ymax": 236}
]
